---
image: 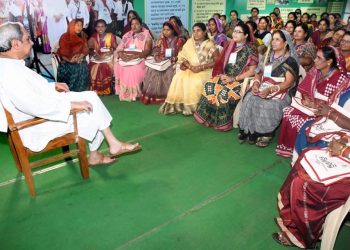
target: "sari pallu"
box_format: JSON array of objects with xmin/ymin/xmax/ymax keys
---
[
  {"xmin": 114, "ymin": 29, "xmax": 153, "ymax": 101},
  {"xmin": 88, "ymin": 32, "xmax": 117, "ymax": 95},
  {"xmin": 159, "ymin": 37, "xmax": 217, "ymax": 115},
  {"xmin": 57, "ymin": 20, "xmax": 89, "ymax": 92},
  {"xmin": 295, "ymin": 42, "xmax": 316, "ymax": 72},
  {"xmin": 194, "ymin": 43, "xmax": 258, "ymax": 131},
  {"xmin": 239, "ymin": 56, "xmax": 299, "ymax": 135},
  {"xmin": 276, "ymin": 69, "xmax": 348, "ymax": 157},
  {"xmin": 141, "ymin": 26, "xmax": 186, "ymax": 104}
]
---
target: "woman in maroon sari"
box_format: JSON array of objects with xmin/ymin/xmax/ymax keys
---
[
  {"xmin": 88, "ymin": 19, "xmax": 117, "ymax": 95},
  {"xmin": 311, "ymin": 18, "xmax": 334, "ymax": 49},
  {"xmin": 273, "ymin": 80, "xmax": 350, "ymax": 248},
  {"xmin": 276, "ymin": 46, "xmax": 348, "ymax": 157}
]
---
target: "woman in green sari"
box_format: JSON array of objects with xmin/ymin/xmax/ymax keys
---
[
  {"xmin": 194, "ymin": 23, "xmax": 258, "ymax": 131},
  {"xmin": 159, "ymin": 23, "xmax": 220, "ymax": 115}
]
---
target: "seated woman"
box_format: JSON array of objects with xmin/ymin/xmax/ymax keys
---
[
  {"xmin": 341, "ymin": 31, "xmax": 350, "ymax": 75},
  {"xmin": 273, "ymin": 80, "xmax": 350, "ymax": 248},
  {"xmin": 194, "ymin": 23, "xmax": 258, "ymax": 131},
  {"xmin": 114, "ymin": 16, "xmax": 153, "ymax": 101},
  {"xmin": 254, "ymin": 17, "xmax": 269, "ymax": 40},
  {"xmin": 276, "ymin": 46, "xmax": 347, "ymax": 157},
  {"xmin": 207, "ymin": 17, "xmax": 227, "ymax": 47},
  {"xmin": 311, "ymin": 18, "xmax": 334, "ymax": 49},
  {"xmin": 328, "ymin": 27, "xmax": 346, "ymax": 48},
  {"xmin": 122, "ymin": 10, "xmax": 151, "ymax": 37},
  {"xmin": 159, "ymin": 23, "xmax": 219, "ymax": 115},
  {"xmin": 57, "ymin": 19, "xmax": 89, "ymax": 92},
  {"xmin": 238, "ymin": 30, "xmax": 299, "ymax": 147},
  {"xmin": 88, "ymin": 19, "xmax": 117, "ymax": 95},
  {"xmin": 169, "ymin": 16, "xmax": 190, "ymax": 40},
  {"xmin": 293, "ymin": 23, "xmax": 316, "ymax": 72},
  {"xmin": 270, "ymin": 12, "xmax": 283, "ymax": 31},
  {"xmin": 140, "ymin": 21, "xmax": 186, "ymax": 104},
  {"xmin": 283, "ymin": 20, "xmax": 296, "ymax": 37}
]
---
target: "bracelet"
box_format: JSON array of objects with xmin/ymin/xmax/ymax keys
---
[
  {"xmin": 327, "ymin": 109, "xmax": 332, "ymax": 118},
  {"xmin": 342, "ymin": 146, "xmax": 350, "ymax": 158},
  {"xmin": 275, "ymin": 85, "xmax": 280, "ymax": 92},
  {"xmin": 252, "ymin": 79, "xmax": 260, "ymax": 86},
  {"xmin": 334, "ymin": 115, "xmax": 339, "ymax": 123},
  {"xmin": 202, "ymin": 65, "xmax": 204, "ymax": 71}
]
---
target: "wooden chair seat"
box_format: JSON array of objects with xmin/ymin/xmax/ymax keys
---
[{"xmin": 3, "ymin": 106, "xmax": 89, "ymax": 197}]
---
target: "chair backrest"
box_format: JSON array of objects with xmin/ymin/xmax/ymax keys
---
[{"xmin": 321, "ymin": 195, "xmax": 350, "ymax": 250}]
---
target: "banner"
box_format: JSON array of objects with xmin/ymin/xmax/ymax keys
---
[
  {"xmin": 145, "ymin": 0, "xmax": 189, "ymax": 35},
  {"xmin": 192, "ymin": 0, "xmax": 225, "ymax": 24}
]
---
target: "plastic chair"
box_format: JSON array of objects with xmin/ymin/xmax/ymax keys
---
[{"xmin": 320, "ymin": 196, "xmax": 350, "ymax": 250}]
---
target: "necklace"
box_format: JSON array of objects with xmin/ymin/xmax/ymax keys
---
[
  {"xmin": 319, "ymin": 67, "xmax": 335, "ymax": 81},
  {"xmin": 271, "ymin": 51, "xmax": 284, "ymax": 62}
]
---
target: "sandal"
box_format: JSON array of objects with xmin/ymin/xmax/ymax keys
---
[
  {"xmin": 255, "ymin": 136, "xmax": 272, "ymax": 147},
  {"xmin": 272, "ymin": 232, "xmax": 295, "ymax": 247},
  {"xmin": 237, "ymin": 130, "xmax": 248, "ymax": 144},
  {"xmin": 110, "ymin": 142, "xmax": 142, "ymax": 158},
  {"xmin": 89, "ymin": 154, "xmax": 117, "ymax": 167}
]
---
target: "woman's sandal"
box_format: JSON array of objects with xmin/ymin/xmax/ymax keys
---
[
  {"xmin": 110, "ymin": 143, "xmax": 142, "ymax": 158},
  {"xmin": 255, "ymin": 136, "xmax": 272, "ymax": 147},
  {"xmin": 272, "ymin": 232, "xmax": 295, "ymax": 247}
]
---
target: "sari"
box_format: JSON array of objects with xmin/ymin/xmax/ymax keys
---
[
  {"xmin": 344, "ymin": 53, "xmax": 350, "ymax": 76},
  {"xmin": 194, "ymin": 37, "xmax": 258, "ymax": 131},
  {"xmin": 88, "ymin": 32, "xmax": 117, "ymax": 95},
  {"xmin": 141, "ymin": 21, "xmax": 186, "ymax": 104},
  {"xmin": 114, "ymin": 28, "xmax": 153, "ymax": 101},
  {"xmin": 159, "ymin": 37, "xmax": 217, "ymax": 115},
  {"xmin": 57, "ymin": 20, "xmax": 89, "ymax": 92},
  {"xmin": 239, "ymin": 30, "xmax": 299, "ymax": 136},
  {"xmin": 276, "ymin": 46, "xmax": 347, "ymax": 157},
  {"xmin": 276, "ymin": 82, "xmax": 350, "ymax": 249},
  {"xmin": 311, "ymin": 30, "xmax": 334, "ymax": 49},
  {"xmin": 208, "ymin": 17, "xmax": 227, "ymax": 47}
]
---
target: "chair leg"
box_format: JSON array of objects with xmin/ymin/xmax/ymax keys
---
[
  {"xmin": 62, "ymin": 145, "xmax": 72, "ymax": 162},
  {"xmin": 77, "ymin": 137, "xmax": 89, "ymax": 179},
  {"xmin": 8, "ymin": 135, "xmax": 22, "ymax": 172},
  {"xmin": 18, "ymin": 157, "xmax": 36, "ymax": 197}
]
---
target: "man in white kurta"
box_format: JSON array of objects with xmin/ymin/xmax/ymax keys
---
[
  {"xmin": 0, "ymin": 22, "xmax": 140, "ymax": 165},
  {"xmin": 42, "ymin": 0, "xmax": 68, "ymax": 49},
  {"xmin": 67, "ymin": 0, "xmax": 90, "ymax": 29},
  {"xmin": 112, "ymin": 0, "xmax": 133, "ymax": 27}
]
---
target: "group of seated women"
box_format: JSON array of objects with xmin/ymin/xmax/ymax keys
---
[{"xmin": 53, "ymin": 10, "xmax": 350, "ymax": 248}]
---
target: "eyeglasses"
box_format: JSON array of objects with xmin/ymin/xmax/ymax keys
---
[
  {"xmin": 341, "ymin": 40, "xmax": 350, "ymax": 44},
  {"xmin": 233, "ymin": 30, "xmax": 244, "ymax": 34}
]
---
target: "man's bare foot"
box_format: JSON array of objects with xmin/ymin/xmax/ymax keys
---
[
  {"xmin": 89, "ymin": 152, "xmax": 117, "ymax": 166},
  {"xmin": 109, "ymin": 142, "xmax": 142, "ymax": 157}
]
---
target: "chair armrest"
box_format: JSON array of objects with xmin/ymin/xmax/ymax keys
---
[{"xmin": 10, "ymin": 117, "xmax": 48, "ymax": 131}]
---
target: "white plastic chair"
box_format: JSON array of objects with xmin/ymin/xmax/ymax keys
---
[{"xmin": 320, "ymin": 196, "xmax": 350, "ymax": 250}]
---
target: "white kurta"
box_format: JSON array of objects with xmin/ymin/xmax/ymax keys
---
[
  {"xmin": 43, "ymin": 0, "xmax": 68, "ymax": 48},
  {"xmin": 67, "ymin": 0, "xmax": 90, "ymax": 28},
  {"xmin": 0, "ymin": 58, "xmax": 113, "ymax": 152},
  {"xmin": 113, "ymin": 0, "xmax": 133, "ymax": 26},
  {"xmin": 94, "ymin": 0, "xmax": 113, "ymax": 24}
]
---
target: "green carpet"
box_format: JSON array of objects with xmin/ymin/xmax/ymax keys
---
[{"xmin": 0, "ymin": 96, "xmax": 349, "ymax": 249}]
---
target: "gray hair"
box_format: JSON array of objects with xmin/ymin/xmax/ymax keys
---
[{"xmin": 0, "ymin": 22, "xmax": 24, "ymax": 52}]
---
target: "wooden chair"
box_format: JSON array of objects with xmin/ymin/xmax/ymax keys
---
[{"xmin": 3, "ymin": 106, "xmax": 89, "ymax": 197}]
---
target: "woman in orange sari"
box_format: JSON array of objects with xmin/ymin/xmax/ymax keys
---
[{"xmin": 57, "ymin": 19, "xmax": 89, "ymax": 92}]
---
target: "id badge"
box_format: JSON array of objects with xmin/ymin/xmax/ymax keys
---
[
  {"xmin": 264, "ymin": 65, "xmax": 272, "ymax": 77},
  {"xmin": 228, "ymin": 52, "xmax": 237, "ymax": 64},
  {"xmin": 129, "ymin": 44, "xmax": 136, "ymax": 50},
  {"xmin": 165, "ymin": 48, "xmax": 172, "ymax": 58}
]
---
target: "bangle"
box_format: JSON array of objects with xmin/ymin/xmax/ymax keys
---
[
  {"xmin": 327, "ymin": 109, "xmax": 332, "ymax": 118},
  {"xmin": 202, "ymin": 65, "xmax": 204, "ymax": 71},
  {"xmin": 252, "ymin": 79, "xmax": 260, "ymax": 86},
  {"xmin": 275, "ymin": 85, "xmax": 280, "ymax": 92},
  {"xmin": 334, "ymin": 115, "xmax": 339, "ymax": 123},
  {"xmin": 342, "ymin": 146, "xmax": 350, "ymax": 158}
]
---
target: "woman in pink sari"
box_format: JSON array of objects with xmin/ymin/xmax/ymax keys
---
[
  {"xmin": 276, "ymin": 46, "xmax": 348, "ymax": 157},
  {"xmin": 114, "ymin": 16, "xmax": 153, "ymax": 101}
]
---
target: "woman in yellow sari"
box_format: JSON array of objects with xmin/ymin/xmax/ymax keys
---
[{"xmin": 159, "ymin": 23, "xmax": 219, "ymax": 115}]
